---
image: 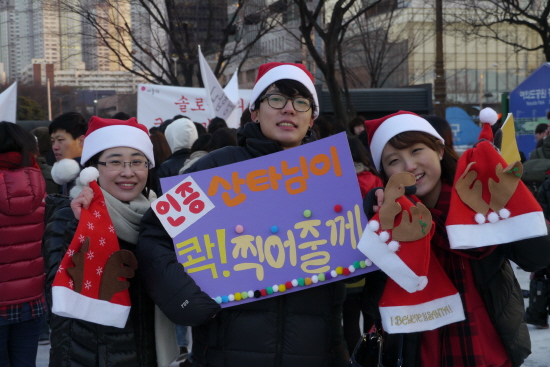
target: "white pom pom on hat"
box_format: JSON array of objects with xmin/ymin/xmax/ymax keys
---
[
  {"xmin": 479, "ymin": 107, "xmax": 498, "ymax": 125},
  {"xmin": 79, "ymin": 167, "xmax": 100, "ymax": 185},
  {"xmin": 51, "ymin": 158, "xmax": 81, "ymax": 185}
]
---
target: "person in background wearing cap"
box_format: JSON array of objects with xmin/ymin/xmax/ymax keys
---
[
  {"xmin": 137, "ymin": 62, "xmax": 349, "ymax": 367},
  {"xmin": 361, "ymin": 111, "xmax": 550, "ymax": 366},
  {"xmin": 43, "ymin": 116, "xmax": 183, "ymax": 366}
]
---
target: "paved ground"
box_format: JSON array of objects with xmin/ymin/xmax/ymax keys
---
[{"xmin": 36, "ymin": 269, "xmax": 550, "ymax": 366}]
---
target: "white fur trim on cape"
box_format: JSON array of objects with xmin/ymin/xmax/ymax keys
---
[
  {"xmin": 52, "ymin": 286, "xmax": 130, "ymax": 328},
  {"xmin": 358, "ymin": 223, "xmax": 425, "ymax": 293},
  {"xmin": 51, "ymin": 158, "xmax": 81, "ymax": 185},
  {"xmin": 380, "ymin": 292, "xmax": 465, "ymax": 334},
  {"xmin": 446, "ymin": 211, "xmax": 548, "ymax": 249}
]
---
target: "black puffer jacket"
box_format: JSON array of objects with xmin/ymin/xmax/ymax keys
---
[
  {"xmin": 137, "ymin": 122, "xmax": 348, "ymax": 367},
  {"xmin": 43, "ymin": 196, "xmax": 157, "ymax": 367},
  {"xmin": 154, "ymin": 148, "xmax": 192, "ymax": 194}
]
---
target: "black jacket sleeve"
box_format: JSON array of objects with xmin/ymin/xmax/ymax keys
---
[
  {"xmin": 137, "ymin": 208, "xmax": 221, "ymax": 326},
  {"xmin": 504, "ymin": 222, "xmax": 550, "ymax": 272},
  {"xmin": 43, "ymin": 201, "xmax": 77, "ymax": 308}
]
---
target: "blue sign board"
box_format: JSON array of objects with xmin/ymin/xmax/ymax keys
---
[{"xmin": 510, "ymin": 63, "xmax": 550, "ymax": 133}]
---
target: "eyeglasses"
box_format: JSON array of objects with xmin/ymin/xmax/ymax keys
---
[
  {"xmin": 260, "ymin": 94, "xmax": 313, "ymax": 112},
  {"xmin": 97, "ymin": 160, "xmax": 149, "ymax": 171}
]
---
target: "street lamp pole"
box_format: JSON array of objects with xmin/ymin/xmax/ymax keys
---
[{"xmin": 172, "ymin": 55, "xmax": 179, "ymax": 80}]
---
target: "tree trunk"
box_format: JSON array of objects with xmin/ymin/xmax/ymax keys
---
[{"xmin": 434, "ymin": 0, "xmax": 446, "ymax": 117}]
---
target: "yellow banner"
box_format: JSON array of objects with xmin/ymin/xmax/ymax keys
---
[{"xmin": 501, "ymin": 113, "xmax": 521, "ymax": 164}]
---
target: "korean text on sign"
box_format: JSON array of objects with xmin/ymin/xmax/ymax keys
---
[{"xmin": 152, "ymin": 176, "xmax": 215, "ymax": 238}]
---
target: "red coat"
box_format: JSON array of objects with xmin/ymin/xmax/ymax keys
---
[
  {"xmin": 357, "ymin": 170, "xmax": 383, "ymax": 198},
  {"xmin": 0, "ymin": 167, "xmax": 46, "ymax": 306}
]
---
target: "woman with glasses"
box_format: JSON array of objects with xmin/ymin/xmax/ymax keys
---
[
  {"xmin": 137, "ymin": 62, "xmax": 349, "ymax": 367},
  {"xmin": 43, "ymin": 117, "xmax": 174, "ymax": 366}
]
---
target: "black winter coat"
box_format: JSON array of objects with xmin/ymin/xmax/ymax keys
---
[
  {"xmin": 137, "ymin": 122, "xmax": 349, "ymax": 367},
  {"xmin": 43, "ymin": 195, "xmax": 157, "ymax": 367},
  {"xmin": 154, "ymin": 148, "xmax": 192, "ymax": 194}
]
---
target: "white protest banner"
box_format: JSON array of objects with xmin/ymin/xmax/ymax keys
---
[
  {"xmin": 0, "ymin": 82, "xmax": 17, "ymax": 123},
  {"xmin": 137, "ymin": 84, "xmax": 251, "ymax": 130},
  {"xmin": 198, "ymin": 46, "xmax": 236, "ymax": 120}
]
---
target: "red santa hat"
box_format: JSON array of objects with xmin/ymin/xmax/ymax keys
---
[
  {"xmin": 358, "ymin": 172, "xmax": 464, "ymax": 333},
  {"xmin": 81, "ymin": 116, "xmax": 155, "ymax": 168},
  {"xmin": 52, "ymin": 167, "xmax": 138, "ymax": 328},
  {"xmin": 249, "ymin": 62, "xmax": 319, "ymax": 117},
  {"xmin": 364, "ymin": 111, "xmax": 444, "ymax": 171},
  {"xmin": 445, "ymin": 107, "xmax": 547, "ymax": 249}
]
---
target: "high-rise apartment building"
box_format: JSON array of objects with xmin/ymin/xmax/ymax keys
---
[
  {"xmin": 81, "ymin": 0, "xmax": 132, "ymax": 72},
  {"xmin": 0, "ymin": 0, "xmax": 82, "ymax": 81}
]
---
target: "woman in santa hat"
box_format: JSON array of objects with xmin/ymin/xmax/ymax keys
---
[
  {"xmin": 43, "ymin": 116, "xmax": 181, "ymax": 366},
  {"xmin": 360, "ymin": 110, "xmax": 550, "ymax": 367},
  {"xmin": 137, "ymin": 62, "xmax": 349, "ymax": 367}
]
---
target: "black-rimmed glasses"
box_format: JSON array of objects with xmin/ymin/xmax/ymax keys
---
[
  {"xmin": 97, "ymin": 160, "xmax": 149, "ymax": 171},
  {"xmin": 260, "ymin": 94, "xmax": 313, "ymax": 112}
]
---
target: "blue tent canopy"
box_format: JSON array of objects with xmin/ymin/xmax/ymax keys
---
[{"xmin": 446, "ymin": 107, "xmax": 481, "ymax": 147}]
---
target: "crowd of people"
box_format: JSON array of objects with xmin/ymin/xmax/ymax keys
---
[{"xmin": 1, "ymin": 61, "xmax": 550, "ymax": 367}]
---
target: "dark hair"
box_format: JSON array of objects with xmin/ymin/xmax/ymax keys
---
[
  {"xmin": 348, "ymin": 135, "xmax": 379, "ymax": 176},
  {"xmin": 240, "ymin": 109, "xmax": 252, "ymax": 127},
  {"xmin": 85, "ymin": 150, "xmax": 152, "ymax": 199},
  {"xmin": 0, "ymin": 121, "xmax": 39, "ymax": 167},
  {"xmin": 421, "ymin": 115, "xmax": 454, "ymax": 150},
  {"xmin": 191, "ymin": 134, "xmax": 212, "ymax": 153},
  {"xmin": 149, "ymin": 129, "xmax": 172, "ymax": 167},
  {"xmin": 312, "ymin": 115, "xmax": 333, "ymax": 139},
  {"xmin": 158, "ymin": 119, "xmax": 174, "ymax": 134},
  {"xmin": 382, "ymin": 131, "xmax": 458, "ymax": 185},
  {"xmin": 111, "ymin": 112, "xmax": 131, "ymax": 120},
  {"xmin": 348, "ymin": 116, "xmax": 365, "ymax": 134},
  {"xmin": 210, "ymin": 128, "xmax": 237, "ymax": 151},
  {"xmin": 535, "ymin": 123, "xmax": 548, "ymax": 134},
  {"xmin": 194, "ymin": 122, "xmax": 207, "ymax": 136},
  {"xmin": 48, "ymin": 112, "xmax": 87, "ymax": 138},
  {"xmin": 31, "ymin": 126, "xmax": 53, "ymax": 156},
  {"xmin": 253, "ymin": 79, "xmax": 315, "ymax": 113},
  {"xmin": 208, "ymin": 117, "xmax": 227, "ymax": 134}
]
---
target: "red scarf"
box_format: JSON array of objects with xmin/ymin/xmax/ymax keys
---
[
  {"xmin": 0, "ymin": 152, "xmax": 39, "ymax": 170},
  {"xmin": 421, "ymin": 183, "xmax": 511, "ymax": 367}
]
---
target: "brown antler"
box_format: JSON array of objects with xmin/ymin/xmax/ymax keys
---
[
  {"xmin": 99, "ymin": 250, "xmax": 138, "ymax": 302},
  {"xmin": 488, "ymin": 161, "xmax": 522, "ymax": 212},
  {"xmin": 67, "ymin": 238, "xmax": 90, "ymax": 293},
  {"xmin": 455, "ymin": 161, "xmax": 490, "ymax": 215},
  {"xmin": 392, "ymin": 203, "xmax": 433, "ymax": 241},
  {"xmin": 379, "ymin": 172, "xmax": 417, "ymax": 230}
]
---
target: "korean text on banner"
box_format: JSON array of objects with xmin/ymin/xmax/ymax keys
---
[{"xmin": 153, "ymin": 133, "xmax": 377, "ymax": 308}]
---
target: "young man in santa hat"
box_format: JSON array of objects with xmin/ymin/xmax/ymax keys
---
[
  {"xmin": 359, "ymin": 110, "xmax": 550, "ymax": 366},
  {"xmin": 137, "ymin": 62, "xmax": 350, "ymax": 367},
  {"xmin": 49, "ymin": 112, "xmax": 87, "ymax": 195}
]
